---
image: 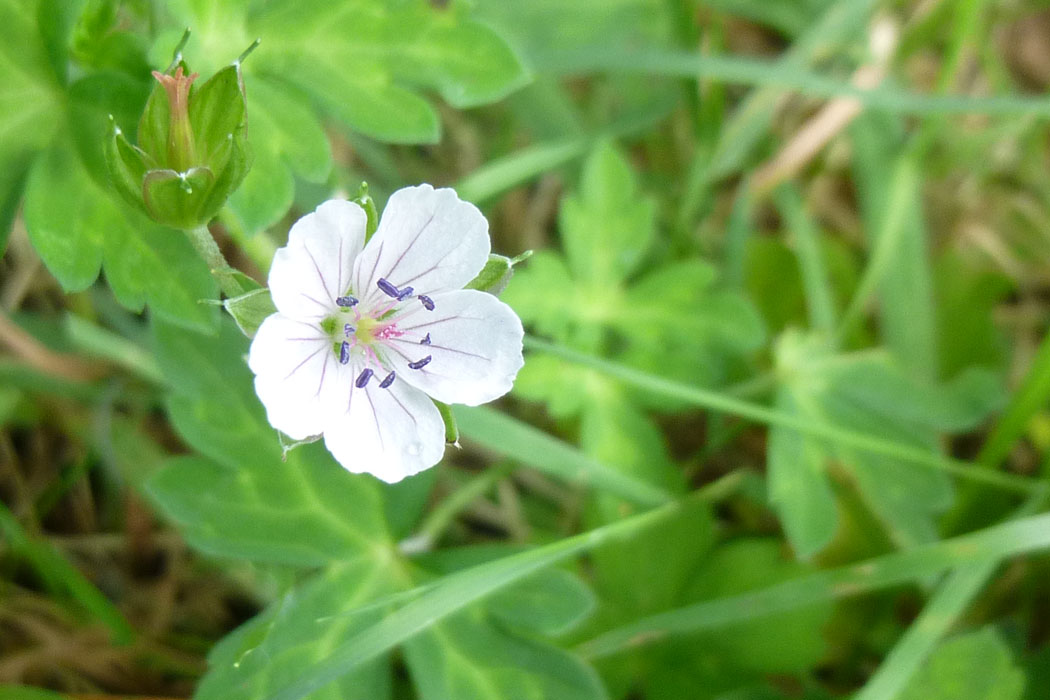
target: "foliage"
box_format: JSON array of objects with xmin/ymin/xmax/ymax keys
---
[{"xmin": 4, "ymin": 0, "xmax": 1050, "ymax": 699}]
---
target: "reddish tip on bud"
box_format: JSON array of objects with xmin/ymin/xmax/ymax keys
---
[{"xmin": 151, "ymin": 66, "xmax": 200, "ymax": 171}]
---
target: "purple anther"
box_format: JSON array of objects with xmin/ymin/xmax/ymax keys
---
[
  {"xmin": 339, "ymin": 341, "xmax": 350, "ymax": 365},
  {"xmin": 408, "ymin": 355, "xmax": 432, "ymax": 370},
  {"xmin": 344, "ymin": 323, "xmax": 355, "ymax": 337},
  {"xmin": 420, "ymin": 333, "xmax": 431, "ymax": 345},
  {"xmin": 336, "ymin": 295, "xmax": 358, "ymax": 308},
  {"xmin": 379, "ymin": 371, "xmax": 396, "ymax": 389},
  {"xmin": 396, "ymin": 286, "xmax": 415, "ymax": 301},
  {"xmin": 377, "ymin": 278, "xmax": 400, "ymax": 298},
  {"xmin": 355, "ymin": 368, "xmax": 374, "ymax": 387},
  {"xmin": 418, "ymin": 294, "xmax": 435, "ymax": 311}
]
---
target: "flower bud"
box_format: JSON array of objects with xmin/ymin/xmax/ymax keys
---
[{"xmin": 106, "ymin": 59, "xmax": 251, "ymax": 230}]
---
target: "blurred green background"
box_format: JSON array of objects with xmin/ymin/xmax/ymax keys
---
[{"xmin": 3, "ymin": 0, "xmax": 1050, "ymax": 698}]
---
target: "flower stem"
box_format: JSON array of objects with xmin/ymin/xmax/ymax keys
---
[{"xmin": 185, "ymin": 225, "xmax": 247, "ymax": 298}]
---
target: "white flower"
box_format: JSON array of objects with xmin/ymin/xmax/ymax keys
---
[{"xmin": 248, "ymin": 185, "xmax": 524, "ymax": 483}]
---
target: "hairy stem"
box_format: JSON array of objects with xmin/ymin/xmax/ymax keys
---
[{"xmin": 185, "ymin": 225, "xmax": 247, "ymax": 298}]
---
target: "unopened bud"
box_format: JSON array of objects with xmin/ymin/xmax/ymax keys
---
[{"xmin": 106, "ymin": 51, "xmax": 254, "ymax": 230}]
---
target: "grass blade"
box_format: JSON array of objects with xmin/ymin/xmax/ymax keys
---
[
  {"xmin": 265, "ymin": 476, "xmax": 742, "ymax": 700},
  {"xmin": 542, "ymin": 48, "xmax": 1050, "ymax": 117},
  {"xmin": 0, "ymin": 504, "xmax": 133, "ymax": 644},
  {"xmin": 774, "ymin": 183, "xmax": 837, "ymax": 337},
  {"xmin": 522, "ymin": 336, "xmax": 1041, "ymax": 494},
  {"xmin": 454, "ymin": 405, "xmax": 673, "ymax": 507},
  {"xmin": 853, "ymin": 494, "xmax": 1044, "ymax": 700},
  {"xmin": 576, "ymin": 504, "xmax": 1050, "ymax": 660}
]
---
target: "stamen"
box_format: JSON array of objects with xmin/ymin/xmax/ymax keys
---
[
  {"xmin": 355, "ymin": 368, "xmax": 374, "ymax": 387},
  {"xmin": 420, "ymin": 333, "xmax": 431, "ymax": 345},
  {"xmin": 408, "ymin": 355, "xmax": 432, "ymax": 370},
  {"xmin": 344, "ymin": 323, "xmax": 355, "ymax": 337},
  {"xmin": 336, "ymin": 295, "xmax": 358, "ymax": 307},
  {"xmin": 379, "ymin": 371, "xmax": 396, "ymax": 389},
  {"xmin": 377, "ymin": 278, "xmax": 400, "ymax": 298},
  {"xmin": 418, "ymin": 294, "xmax": 435, "ymax": 311},
  {"xmin": 339, "ymin": 341, "xmax": 350, "ymax": 365},
  {"xmin": 397, "ymin": 286, "xmax": 415, "ymax": 301}
]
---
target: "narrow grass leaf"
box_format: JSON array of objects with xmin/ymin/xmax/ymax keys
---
[
  {"xmin": 264, "ymin": 489, "xmax": 716, "ymax": 700},
  {"xmin": 576, "ymin": 508, "xmax": 1050, "ymax": 660},
  {"xmin": 523, "ymin": 336, "xmax": 1039, "ymax": 494},
  {"xmin": 542, "ymin": 48, "xmax": 1050, "ymax": 117},
  {"xmin": 454, "ymin": 405, "xmax": 673, "ymax": 507}
]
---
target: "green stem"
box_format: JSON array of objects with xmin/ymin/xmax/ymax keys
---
[
  {"xmin": 414, "ymin": 463, "xmax": 516, "ymax": 547},
  {"xmin": 185, "ymin": 225, "xmax": 246, "ymax": 298}
]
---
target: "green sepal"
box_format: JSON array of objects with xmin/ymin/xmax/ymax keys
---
[
  {"xmin": 104, "ymin": 120, "xmax": 152, "ymax": 215},
  {"xmin": 224, "ymin": 287, "xmax": 277, "ymax": 338},
  {"xmin": 136, "ymin": 59, "xmax": 182, "ymax": 160},
  {"xmin": 142, "ymin": 167, "xmax": 214, "ymax": 230},
  {"xmin": 189, "ymin": 64, "xmax": 247, "ymax": 167},
  {"xmin": 354, "ymin": 182, "xmax": 379, "ymax": 242},
  {"xmin": 466, "ymin": 251, "xmax": 532, "ymax": 295},
  {"xmin": 434, "ymin": 400, "xmax": 459, "ymax": 445}
]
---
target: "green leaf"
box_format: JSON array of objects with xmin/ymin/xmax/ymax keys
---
[
  {"xmin": 24, "ymin": 141, "xmax": 218, "ymax": 332},
  {"xmin": 587, "ymin": 494, "xmax": 714, "ymax": 620},
  {"xmin": 0, "ymin": 688, "xmax": 71, "ymax": 700},
  {"xmin": 159, "ymin": 0, "xmax": 528, "ymax": 143},
  {"xmin": 896, "ymin": 628, "xmax": 1026, "ymax": 700},
  {"xmin": 576, "ymin": 511, "xmax": 1050, "ymax": 661},
  {"xmin": 147, "ymin": 318, "xmax": 389, "ymax": 565},
  {"xmin": 226, "ymin": 77, "xmax": 332, "ymax": 235},
  {"xmin": 198, "ymin": 559, "xmax": 396, "ymax": 700},
  {"xmin": 0, "ymin": 0, "xmax": 63, "ymax": 166},
  {"xmin": 502, "ymin": 251, "xmax": 577, "ymax": 342},
  {"xmin": 769, "ymin": 332, "xmax": 1002, "ymax": 556},
  {"xmin": 404, "ymin": 608, "xmax": 607, "ymax": 700},
  {"xmin": 851, "ymin": 117, "xmax": 938, "ymax": 378},
  {"xmin": 0, "ymin": 502, "xmax": 134, "ymax": 644},
  {"xmin": 466, "ymin": 254, "xmax": 521, "ymax": 295},
  {"xmin": 681, "ymin": 539, "xmax": 831, "ymax": 673},
  {"xmin": 560, "ymin": 142, "xmax": 655, "ymax": 286},
  {"xmin": 223, "ymin": 287, "xmax": 277, "ymax": 338},
  {"xmin": 454, "ymin": 405, "xmax": 673, "ymax": 507},
  {"xmin": 487, "ymin": 568, "xmax": 596, "ymax": 637},
  {"xmin": 617, "ymin": 260, "xmax": 765, "ymax": 390},
  {"xmin": 471, "ymin": 0, "xmax": 674, "ymax": 73}
]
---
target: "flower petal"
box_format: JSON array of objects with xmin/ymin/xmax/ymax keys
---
[
  {"xmin": 351, "ymin": 185, "xmax": 489, "ymax": 308},
  {"xmin": 249, "ymin": 313, "xmax": 333, "ymax": 440},
  {"xmin": 321, "ymin": 358, "xmax": 446, "ymax": 483},
  {"xmin": 269, "ymin": 200, "xmax": 367, "ymax": 318},
  {"xmin": 381, "ymin": 289, "xmax": 524, "ymax": 406}
]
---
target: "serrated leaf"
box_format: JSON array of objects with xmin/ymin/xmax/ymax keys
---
[
  {"xmin": 148, "ymin": 318, "xmax": 389, "ymax": 565},
  {"xmin": 896, "ymin": 628, "xmax": 1026, "ymax": 700},
  {"xmin": 159, "ymin": 0, "xmax": 527, "ymax": 143},
  {"xmin": 24, "ymin": 141, "xmax": 218, "ymax": 332},
  {"xmin": 561, "ymin": 142, "xmax": 654, "ymax": 287},
  {"xmin": 502, "ymin": 251, "xmax": 577, "ymax": 342}
]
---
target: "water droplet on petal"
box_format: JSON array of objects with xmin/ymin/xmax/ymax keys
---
[{"xmin": 406, "ymin": 442, "xmax": 422, "ymax": 456}]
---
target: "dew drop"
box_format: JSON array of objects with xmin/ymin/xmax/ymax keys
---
[{"xmin": 405, "ymin": 442, "xmax": 422, "ymax": 456}]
